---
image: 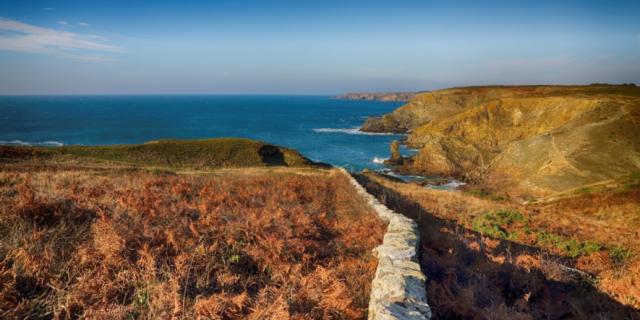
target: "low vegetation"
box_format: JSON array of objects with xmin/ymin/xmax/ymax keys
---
[
  {"xmin": 356, "ymin": 171, "xmax": 640, "ymax": 318},
  {"xmin": 471, "ymin": 209, "xmax": 525, "ymax": 240},
  {"xmin": 0, "ymin": 144, "xmax": 384, "ymax": 319},
  {"xmin": 0, "ymin": 138, "xmax": 317, "ymax": 169}
]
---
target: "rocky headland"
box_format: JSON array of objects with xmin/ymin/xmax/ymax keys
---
[{"xmin": 362, "ymin": 84, "xmax": 640, "ymax": 196}]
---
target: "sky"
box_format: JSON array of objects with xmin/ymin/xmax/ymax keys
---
[{"xmin": 0, "ymin": 0, "xmax": 639, "ymax": 94}]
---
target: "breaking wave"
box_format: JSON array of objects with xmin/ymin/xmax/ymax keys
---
[
  {"xmin": 312, "ymin": 128, "xmax": 399, "ymax": 136},
  {"xmin": 426, "ymin": 180, "xmax": 467, "ymax": 191},
  {"xmin": 0, "ymin": 140, "xmax": 64, "ymax": 147},
  {"xmin": 372, "ymin": 157, "xmax": 388, "ymax": 164}
]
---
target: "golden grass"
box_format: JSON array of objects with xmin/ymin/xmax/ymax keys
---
[
  {"xmin": 358, "ymin": 172, "xmax": 640, "ymax": 318},
  {"xmin": 0, "ymin": 166, "xmax": 384, "ymax": 319}
]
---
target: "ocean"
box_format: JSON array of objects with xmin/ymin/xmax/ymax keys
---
[{"xmin": 0, "ymin": 95, "xmax": 410, "ymax": 171}]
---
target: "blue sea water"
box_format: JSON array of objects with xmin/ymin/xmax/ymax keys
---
[{"xmin": 0, "ymin": 95, "xmax": 409, "ymax": 171}]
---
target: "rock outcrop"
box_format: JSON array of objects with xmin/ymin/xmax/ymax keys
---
[
  {"xmin": 387, "ymin": 140, "xmax": 403, "ymax": 165},
  {"xmin": 363, "ymin": 85, "xmax": 640, "ymax": 196},
  {"xmin": 340, "ymin": 168, "xmax": 431, "ymax": 319}
]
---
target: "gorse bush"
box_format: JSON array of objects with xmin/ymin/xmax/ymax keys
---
[
  {"xmin": 535, "ymin": 231, "xmax": 602, "ymax": 258},
  {"xmin": 471, "ymin": 210, "xmax": 606, "ymax": 258},
  {"xmin": 0, "ymin": 168, "xmax": 384, "ymax": 319}
]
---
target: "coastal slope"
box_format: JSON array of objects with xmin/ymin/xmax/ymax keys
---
[
  {"xmin": 0, "ymin": 137, "xmax": 319, "ymax": 169},
  {"xmin": 362, "ymin": 85, "xmax": 640, "ymax": 195},
  {"xmin": 0, "ymin": 138, "xmax": 384, "ymax": 319}
]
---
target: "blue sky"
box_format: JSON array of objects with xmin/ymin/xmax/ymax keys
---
[{"xmin": 1, "ymin": 0, "xmax": 639, "ymax": 94}]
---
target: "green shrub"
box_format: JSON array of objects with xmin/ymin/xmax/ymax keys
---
[
  {"xmin": 471, "ymin": 209, "xmax": 525, "ymax": 240},
  {"xmin": 536, "ymin": 231, "xmax": 602, "ymax": 258}
]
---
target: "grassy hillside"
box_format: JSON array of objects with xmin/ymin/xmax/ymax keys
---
[
  {"xmin": 0, "ymin": 144, "xmax": 382, "ymax": 319},
  {"xmin": 362, "ymin": 84, "xmax": 640, "ymax": 196},
  {"xmin": 0, "ymin": 138, "xmax": 318, "ymax": 170},
  {"xmin": 356, "ymin": 171, "xmax": 640, "ymax": 317},
  {"xmin": 361, "ymin": 84, "xmax": 640, "ymax": 133}
]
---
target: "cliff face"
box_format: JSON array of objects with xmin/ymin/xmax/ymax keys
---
[
  {"xmin": 364, "ymin": 85, "xmax": 640, "ymax": 196},
  {"xmin": 361, "ymin": 88, "xmax": 490, "ymax": 132},
  {"xmin": 336, "ymin": 92, "xmax": 417, "ymax": 102}
]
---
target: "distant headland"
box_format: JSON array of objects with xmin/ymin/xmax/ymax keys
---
[{"xmin": 335, "ymin": 92, "xmax": 420, "ymax": 102}]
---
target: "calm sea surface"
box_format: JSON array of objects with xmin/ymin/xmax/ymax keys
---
[{"xmin": 0, "ymin": 95, "xmax": 409, "ymax": 171}]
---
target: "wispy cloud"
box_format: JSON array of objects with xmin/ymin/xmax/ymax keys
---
[
  {"xmin": 64, "ymin": 54, "xmax": 116, "ymax": 63},
  {"xmin": 78, "ymin": 22, "xmax": 89, "ymax": 27},
  {"xmin": 0, "ymin": 17, "xmax": 121, "ymax": 62},
  {"xmin": 56, "ymin": 20, "xmax": 68, "ymax": 25}
]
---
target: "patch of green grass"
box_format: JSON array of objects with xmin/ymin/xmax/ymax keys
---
[
  {"xmin": 132, "ymin": 283, "xmax": 150, "ymax": 312},
  {"xmin": 471, "ymin": 209, "xmax": 526, "ymax": 240},
  {"xmin": 536, "ymin": 231, "xmax": 602, "ymax": 258},
  {"xmin": 609, "ymin": 246, "xmax": 634, "ymax": 267}
]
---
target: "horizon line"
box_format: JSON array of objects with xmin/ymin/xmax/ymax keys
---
[
  {"xmin": 0, "ymin": 92, "xmax": 343, "ymax": 97},
  {"xmin": 1, "ymin": 82, "xmax": 636, "ymax": 97}
]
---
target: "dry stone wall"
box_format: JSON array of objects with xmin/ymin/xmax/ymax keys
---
[{"xmin": 339, "ymin": 168, "xmax": 431, "ymax": 320}]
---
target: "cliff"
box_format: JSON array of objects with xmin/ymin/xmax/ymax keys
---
[
  {"xmin": 363, "ymin": 85, "xmax": 640, "ymax": 196},
  {"xmin": 336, "ymin": 92, "xmax": 417, "ymax": 102}
]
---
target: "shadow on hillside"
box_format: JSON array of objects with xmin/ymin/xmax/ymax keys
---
[
  {"xmin": 353, "ymin": 174, "xmax": 640, "ymax": 320},
  {"xmin": 258, "ymin": 145, "xmax": 286, "ymax": 166}
]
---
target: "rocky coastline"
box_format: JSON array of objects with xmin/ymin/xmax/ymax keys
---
[{"xmin": 359, "ymin": 84, "xmax": 640, "ymax": 197}]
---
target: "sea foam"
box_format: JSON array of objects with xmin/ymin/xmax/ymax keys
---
[
  {"xmin": 312, "ymin": 128, "xmax": 400, "ymax": 136},
  {"xmin": 372, "ymin": 157, "xmax": 388, "ymax": 164},
  {"xmin": 425, "ymin": 180, "xmax": 466, "ymax": 191},
  {"xmin": 0, "ymin": 140, "xmax": 64, "ymax": 147}
]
